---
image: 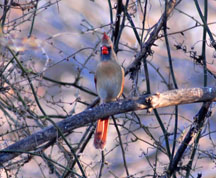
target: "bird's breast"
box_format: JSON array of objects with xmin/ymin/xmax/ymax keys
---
[{"xmin": 96, "ymin": 61, "xmax": 124, "ymax": 102}]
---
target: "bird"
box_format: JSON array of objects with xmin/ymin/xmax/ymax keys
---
[{"xmin": 94, "ymin": 32, "xmax": 125, "ymax": 149}]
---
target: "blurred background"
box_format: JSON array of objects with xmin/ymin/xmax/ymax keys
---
[{"xmin": 1, "ymin": 0, "xmax": 216, "ymax": 177}]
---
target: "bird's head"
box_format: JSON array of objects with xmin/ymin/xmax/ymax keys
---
[{"xmin": 100, "ymin": 32, "xmax": 116, "ymax": 61}]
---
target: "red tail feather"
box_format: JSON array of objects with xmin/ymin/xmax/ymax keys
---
[{"xmin": 94, "ymin": 118, "xmax": 109, "ymax": 149}]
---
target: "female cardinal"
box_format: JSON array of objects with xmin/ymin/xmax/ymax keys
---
[{"xmin": 94, "ymin": 33, "xmax": 124, "ymax": 149}]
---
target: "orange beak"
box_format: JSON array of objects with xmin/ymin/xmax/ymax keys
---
[{"xmin": 101, "ymin": 46, "xmax": 109, "ymax": 55}]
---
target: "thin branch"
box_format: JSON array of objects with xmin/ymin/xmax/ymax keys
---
[
  {"xmin": 194, "ymin": 0, "xmax": 216, "ymax": 48},
  {"xmin": 113, "ymin": 0, "xmax": 123, "ymax": 49},
  {"xmin": 28, "ymin": 0, "xmax": 38, "ymax": 38},
  {"xmin": 98, "ymin": 150, "xmax": 105, "ymax": 178},
  {"xmin": 164, "ymin": 0, "xmax": 179, "ymax": 166},
  {"xmin": 114, "ymin": 0, "xmax": 130, "ymax": 52},
  {"xmin": 112, "ymin": 116, "xmax": 130, "ymax": 176}
]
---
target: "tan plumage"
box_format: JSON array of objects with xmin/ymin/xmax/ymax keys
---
[
  {"xmin": 94, "ymin": 33, "xmax": 124, "ymax": 149},
  {"xmin": 96, "ymin": 61, "xmax": 124, "ymax": 102}
]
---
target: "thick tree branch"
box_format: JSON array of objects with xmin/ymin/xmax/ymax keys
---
[{"xmin": 0, "ymin": 87, "xmax": 216, "ymax": 164}]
